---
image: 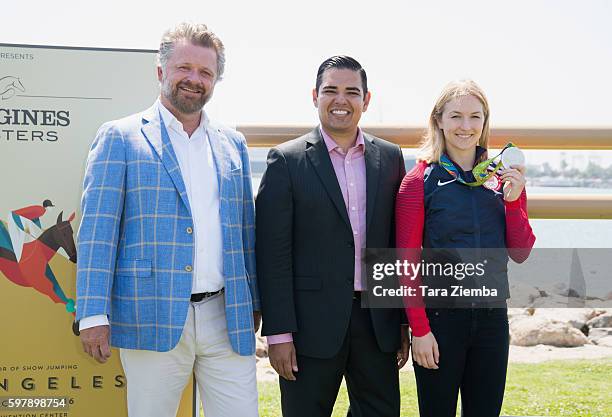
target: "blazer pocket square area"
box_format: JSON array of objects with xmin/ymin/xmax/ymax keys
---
[
  {"xmin": 115, "ymin": 258, "xmax": 152, "ymax": 277},
  {"xmin": 229, "ymin": 162, "xmax": 243, "ymax": 174}
]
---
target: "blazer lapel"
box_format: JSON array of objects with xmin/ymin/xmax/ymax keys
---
[
  {"xmin": 364, "ymin": 134, "xmax": 380, "ymax": 234},
  {"xmin": 207, "ymin": 125, "xmax": 231, "ymax": 203},
  {"xmin": 141, "ymin": 107, "xmax": 192, "ymax": 216},
  {"xmin": 305, "ymin": 129, "xmax": 351, "ymax": 228}
]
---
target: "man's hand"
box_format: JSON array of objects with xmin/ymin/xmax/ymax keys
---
[
  {"xmin": 253, "ymin": 311, "xmax": 262, "ymax": 333},
  {"xmin": 268, "ymin": 341, "xmax": 298, "ymax": 381},
  {"xmin": 411, "ymin": 331, "xmax": 439, "ymax": 369},
  {"xmin": 80, "ymin": 325, "xmax": 111, "ymax": 363},
  {"xmin": 397, "ymin": 326, "xmax": 410, "ymax": 369}
]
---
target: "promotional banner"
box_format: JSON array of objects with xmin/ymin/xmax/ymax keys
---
[{"xmin": 0, "ymin": 44, "xmax": 195, "ymax": 417}]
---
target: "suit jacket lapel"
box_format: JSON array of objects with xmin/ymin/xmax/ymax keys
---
[
  {"xmin": 141, "ymin": 106, "xmax": 192, "ymax": 216},
  {"xmin": 305, "ymin": 129, "xmax": 351, "ymax": 228},
  {"xmin": 206, "ymin": 125, "xmax": 230, "ymax": 202},
  {"xmin": 364, "ymin": 134, "xmax": 380, "ymax": 234}
]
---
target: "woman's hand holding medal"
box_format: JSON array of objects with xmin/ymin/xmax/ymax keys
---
[
  {"xmin": 499, "ymin": 165, "xmax": 526, "ymax": 202},
  {"xmin": 499, "ymin": 145, "xmax": 527, "ymax": 202}
]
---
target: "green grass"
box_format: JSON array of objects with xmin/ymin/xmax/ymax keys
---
[
  {"xmin": 502, "ymin": 360, "xmax": 612, "ymax": 417},
  {"xmin": 253, "ymin": 359, "xmax": 612, "ymax": 417}
]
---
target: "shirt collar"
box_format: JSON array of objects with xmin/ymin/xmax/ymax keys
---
[
  {"xmin": 474, "ymin": 146, "xmax": 487, "ymax": 162},
  {"xmin": 156, "ymin": 98, "xmax": 208, "ymax": 136},
  {"xmin": 319, "ymin": 126, "xmax": 365, "ymax": 154}
]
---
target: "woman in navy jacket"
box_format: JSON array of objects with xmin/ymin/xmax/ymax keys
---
[{"xmin": 396, "ymin": 80, "xmax": 536, "ymax": 417}]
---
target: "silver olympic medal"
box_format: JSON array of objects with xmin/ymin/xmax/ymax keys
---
[{"xmin": 501, "ymin": 146, "xmax": 525, "ymax": 168}]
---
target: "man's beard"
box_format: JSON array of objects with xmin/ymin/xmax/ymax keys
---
[{"xmin": 162, "ymin": 78, "xmax": 211, "ymax": 114}]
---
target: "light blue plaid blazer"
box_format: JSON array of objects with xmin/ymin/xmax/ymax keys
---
[{"xmin": 76, "ymin": 104, "xmax": 259, "ymax": 355}]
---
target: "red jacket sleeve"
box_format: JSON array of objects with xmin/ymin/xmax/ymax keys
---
[
  {"xmin": 504, "ymin": 189, "xmax": 536, "ymax": 263},
  {"xmin": 395, "ymin": 162, "xmax": 430, "ymax": 336}
]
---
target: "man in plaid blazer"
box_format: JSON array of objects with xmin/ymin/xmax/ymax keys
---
[{"xmin": 76, "ymin": 23, "xmax": 260, "ymax": 417}]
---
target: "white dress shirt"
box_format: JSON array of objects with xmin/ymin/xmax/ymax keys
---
[{"xmin": 80, "ymin": 99, "xmax": 224, "ymax": 331}]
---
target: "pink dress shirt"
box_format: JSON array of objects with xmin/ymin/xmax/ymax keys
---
[{"xmin": 267, "ymin": 127, "xmax": 367, "ymax": 345}]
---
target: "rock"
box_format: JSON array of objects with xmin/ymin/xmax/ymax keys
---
[
  {"xmin": 256, "ymin": 334, "xmax": 268, "ymax": 358},
  {"xmin": 508, "ymin": 282, "xmax": 542, "ymax": 307},
  {"xmin": 508, "ymin": 308, "xmax": 531, "ymax": 322},
  {"xmin": 588, "ymin": 328, "xmax": 612, "ymax": 343},
  {"xmin": 595, "ymin": 336, "xmax": 612, "ymax": 347},
  {"xmin": 533, "ymin": 308, "xmax": 597, "ymax": 330},
  {"xmin": 531, "ymin": 293, "xmax": 576, "ymax": 308},
  {"xmin": 536, "ymin": 282, "xmax": 580, "ymax": 298},
  {"xmin": 587, "ymin": 312, "xmax": 612, "ymax": 328},
  {"xmin": 585, "ymin": 300, "xmax": 612, "ymax": 308},
  {"xmin": 510, "ymin": 316, "xmax": 589, "ymax": 347}
]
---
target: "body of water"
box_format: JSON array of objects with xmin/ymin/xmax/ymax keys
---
[{"xmin": 250, "ymin": 175, "xmax": 612, "ymax": 249}]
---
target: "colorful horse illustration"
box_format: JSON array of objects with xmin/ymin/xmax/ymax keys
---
[{"xmin": 0, "ymin": 211, "xmax": 77, "ymax": 314}]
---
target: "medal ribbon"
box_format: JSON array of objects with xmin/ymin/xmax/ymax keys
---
[{"xmin": 440, "ymin": 143, "xmax": 516, "ymax": 187}]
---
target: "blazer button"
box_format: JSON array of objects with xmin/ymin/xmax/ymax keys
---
[
  {"xmin": 347, "ymin": 241, "xmax": 354, "ymax": 248},
  {"xmin": 186, "ymin": 227, "xmax": 193, "ymax": 234},
  {"xmin": 185, "ymin": 265, "xmax": 193, "ymax": 272}
]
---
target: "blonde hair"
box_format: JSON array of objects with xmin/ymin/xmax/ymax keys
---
[
  {"xmin": 417, "ymin": 79, "xmax": 491, "ymax": 164},
  {"xmin": 158, "ymin": 22, "xmax": 225, "ymax": 80}
]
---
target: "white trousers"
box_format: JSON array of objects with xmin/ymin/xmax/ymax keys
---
[{"xmin": 120, "ymin": 293, "xmax": 258, "ymax": 417}]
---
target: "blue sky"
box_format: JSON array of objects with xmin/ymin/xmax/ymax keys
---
[{"xmin": 2, "ymin": 0, "xmax": 611, "ymax": 128}]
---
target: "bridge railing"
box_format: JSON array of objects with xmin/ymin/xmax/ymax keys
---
[{"xmin": 237, "ymin": 125, "xmax": 612, "ymax": 219}]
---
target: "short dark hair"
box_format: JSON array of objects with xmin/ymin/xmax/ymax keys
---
[{"xmin": 315, "ymin": 55, "xmax": 368, "ymax": 97}]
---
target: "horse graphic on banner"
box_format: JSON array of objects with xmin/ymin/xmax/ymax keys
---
[
  {"xmin": 0, "ymin": 208, "xmax": 77, "ymax": 315},
  {"xmin": 0, "ymin": 76, "xmax": 26, "ymax": 100}
]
